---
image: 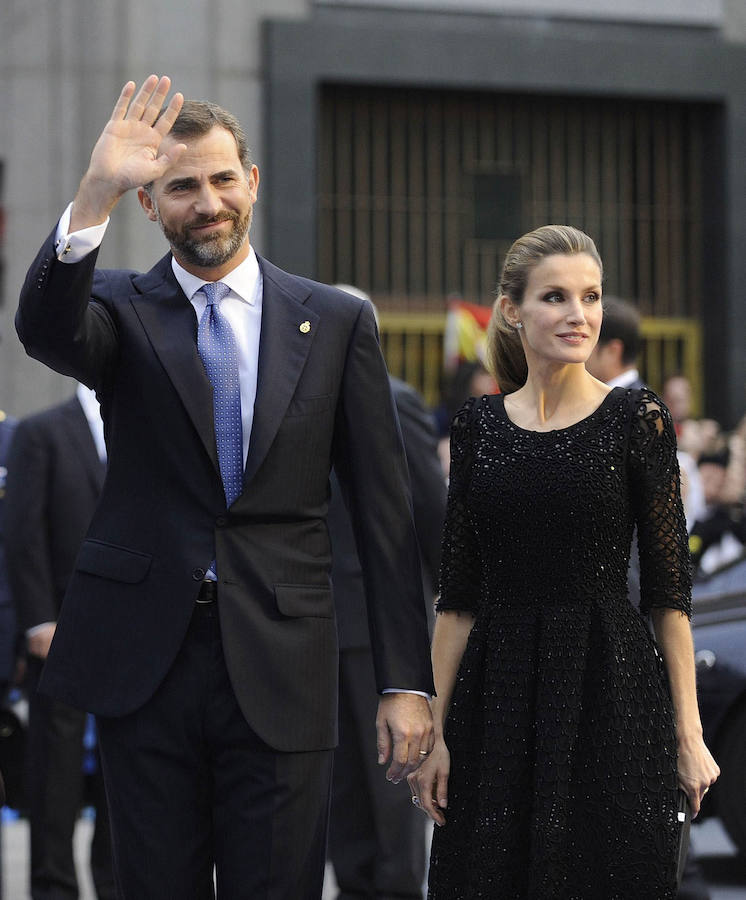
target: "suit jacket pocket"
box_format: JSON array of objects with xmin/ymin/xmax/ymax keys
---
[
  {"xmin": 274, "ymin": 584, "xmax": 333, "ymax": 618},
  {"xmin": 285, "ymin": 394, "xmax": 332, "ymax": 417},
  {"xmin": 76, "ymin": 539, "xmax": 152, "ymax": 584}
]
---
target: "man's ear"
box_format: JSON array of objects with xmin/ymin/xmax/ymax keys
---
[
  {"xmin": 138, "ymin": 188, "xmax": 158, "ymax": 223},
  {"xmin": 607, "ymin": 338, "xmax": 625, "ymax": 366}
]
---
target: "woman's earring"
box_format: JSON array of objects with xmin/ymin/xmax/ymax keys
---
[{"xmin": 515, "ymin": 322, "xmax": 523, "ymax": 330}]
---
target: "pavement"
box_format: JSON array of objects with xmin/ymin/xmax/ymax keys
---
[{"xmin": 1, "ymin": 814, "xmax": 742, "ymax": 898}]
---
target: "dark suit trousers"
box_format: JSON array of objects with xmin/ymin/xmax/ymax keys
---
[
  {"xmin": 26, "ymin": 658, "xmax": 115, "ymax": 900},
  {"xmin": 96, "ymin": 600, "xmax": 333, "ymax": 900},
  {"xmin": 329, "ymin": 648, "xmax": 426, "ymax": 900}
]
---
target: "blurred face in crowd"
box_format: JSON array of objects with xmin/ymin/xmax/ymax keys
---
[
  {"xmin": 470, "ymin": 367, "xmax": 499, "ymax": 397},
  {"xmin": 663, "ymin": 375, "xmax": 692, "ymax": 424},
  {"xmin": 501, "ymin": 252, "xmax": 603, "ymax": 372},
  {"xmin": 700, "ymin": 462, "xmax": 727, "ymax": 506}
]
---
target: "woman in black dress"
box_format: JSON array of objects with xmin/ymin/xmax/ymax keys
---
[{"xmin": 408, "ymin": 225, "xmax": 719, "ymax": 899}]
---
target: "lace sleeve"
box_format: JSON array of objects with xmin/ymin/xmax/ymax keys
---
[
  {"xmin": 436, "ymin": 397, "xmax": 481, "ymax": 615},
  {"xmin": 628, "ymin": 390, "xmax": 692, "ymax": 619}
]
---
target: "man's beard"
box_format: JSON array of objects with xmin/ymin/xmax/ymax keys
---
[{"xmin": 158, "ymin": 207, "xmax": 252, "ymax": 269}]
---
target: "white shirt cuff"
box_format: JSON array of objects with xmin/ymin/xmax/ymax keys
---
[
  {"xmin": 27, "ymin": 622, "xmax": 56, "ymax": 637},
  {"xmin": 382, "ymin": 688, "xmax": 431, "ymax": 699},
  {"xmin": 55, "ymin": 202, "xmax": 110, "ymax": 262}
]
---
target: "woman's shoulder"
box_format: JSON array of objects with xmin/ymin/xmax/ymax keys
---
[{"xmin": 624, "ymin": 387, "xmax": 673, "ymax": 431}]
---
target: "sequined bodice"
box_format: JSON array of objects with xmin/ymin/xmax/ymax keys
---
[{"xmin": 428, "ymin": 387, "xmax": 691, "ymax": 900}]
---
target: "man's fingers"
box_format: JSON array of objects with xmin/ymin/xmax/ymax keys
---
[
  {"xmin": 111, "ymin": 82, "xmax": 136, "ymax": 121},
  {"xmin": 385, "ymin": 737, "xmax": 410, "ymax": 782},
  {"xmin": 141, "ymin": 77, "xmax": 174, "ymax": 126},
  {"xmin": 376, "ymin": 718, "xmax": 392, "ymax": 767},
  {"xmin": 125, "ymin": 75, "xmax": 160, "ymax": 120},
  {"xmin": 155, "ymin": 93, "xmax": 185, "ymax": 136}
]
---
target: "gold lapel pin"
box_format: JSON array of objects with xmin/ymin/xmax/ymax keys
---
[{"xmin": 299, "ymin": 321, "xmax": 311, "ymax": 334}]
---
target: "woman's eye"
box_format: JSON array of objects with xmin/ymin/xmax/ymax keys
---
[
  {"xmin": 543, "ymin": 292, "xmax": 563, "ymax": 303},
  {"xmin": 584, "ymin": 293, "xmax": 601, "ymax": 303}
]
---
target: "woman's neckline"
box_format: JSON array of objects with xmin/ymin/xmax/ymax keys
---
[{"xmin": 494, "ymin": 386, "xmax": 624, "ymax": 435}]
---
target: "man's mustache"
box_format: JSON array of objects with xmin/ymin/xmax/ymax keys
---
[{"xmin": 187, "ymin": 213, "xmax": 236, "ymax": 231}]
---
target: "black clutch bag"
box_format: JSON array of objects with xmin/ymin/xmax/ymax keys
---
[{"xmin": 675, "ymin": 789, "xmax": 691, "ymax": 888}]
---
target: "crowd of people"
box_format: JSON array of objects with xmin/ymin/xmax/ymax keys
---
[{"xmin": 0, "ymin": 73, "xmax": 741, "ymax": 900}]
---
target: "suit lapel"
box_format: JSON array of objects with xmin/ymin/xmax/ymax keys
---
[
  {"xmin": 244, "ymin": 258, "xmax": 318, "ymax": 487},
  {"xmin": 129, "ymin": 256, "xmax": 219, "ymax": 474}
]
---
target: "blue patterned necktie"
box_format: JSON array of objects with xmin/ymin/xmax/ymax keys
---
[{"xmin": 197, "ymin": 282, "xmax": 244, "ymax": 506}]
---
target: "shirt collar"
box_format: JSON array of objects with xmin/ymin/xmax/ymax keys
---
[
  {"xmin": 170, "ymin": 246, "xmax": 261, "ymax": 306},
  {"xmin": 75, "ymin": 382, "xmax": 100, "ymax": 422},
  {"xmin": 608, "ymin": 368, "xmax": 640, "ymax": 389}
]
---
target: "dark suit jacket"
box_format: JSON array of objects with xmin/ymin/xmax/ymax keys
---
[
  {"xmin": 0, "ymin": 414, "xmax": 18, "ymax": 684},
  {"xmin": 330, "ymin": 377, "xmax": 446, "ymax": 650},
  {"xmin": 17, "ymin": 232, "xmax": 434, "ymax": 752},
  {"xmin": 4, "ymin": 396, "xmax": 105, "ymax": 633}
]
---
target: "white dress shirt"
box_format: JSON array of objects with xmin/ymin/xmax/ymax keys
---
[{"xmin": 607, "ymin": 368, "xmax": 641, "ymax": 389}]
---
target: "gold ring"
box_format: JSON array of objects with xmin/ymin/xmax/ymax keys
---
[
  {"xmin": 419, "ymin": 750, "xmax": 429, "ymax": 756},
  {"xmin": 411, "ymin": 795, "xmax": 420, "ymax": 806}
]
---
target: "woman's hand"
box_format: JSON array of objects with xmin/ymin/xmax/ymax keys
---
[
  {"xmin": 407, "ymin": 736, "xmax": 450, "ymax": 826},
  {"xmin": 677, "ymin": 733, "xmax": 720, "ymax": 818}
]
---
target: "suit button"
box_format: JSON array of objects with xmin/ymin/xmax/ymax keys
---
[
  {"xmin": 192, "ymin": 567, "xmax": 206, "ymax": 581},
  {"xmin": 216, "ymin": 515, "xmax": 227, "ymax": 527}
]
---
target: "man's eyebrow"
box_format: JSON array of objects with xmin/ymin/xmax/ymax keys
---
[{"xmin": 163, "ymin": 176, "xmax": 199, "ymax": 191}]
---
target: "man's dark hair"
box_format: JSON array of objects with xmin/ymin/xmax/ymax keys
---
[
  {"xmin": 144, "ymin": 100, "xmax": 252, "ymax": 195},
  {"xmin": 169, "ymin": 100, "xmax": 252, "ymax": 170},
  {"xmin": 598, "ymin": 297, "xmax": 642, "ymax": 365}
]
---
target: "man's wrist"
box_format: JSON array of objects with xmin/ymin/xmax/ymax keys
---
[
  {"xmin": 69, "ymin": 173, "xmax": 121, "ymax": 232},
  {"xmin": 382, "ymin": 688, "xmax": 431, "ymax": 700}
]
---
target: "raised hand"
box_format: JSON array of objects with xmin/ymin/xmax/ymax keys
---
[{"xmin": 71, "ymin": 76, "xmax": 185, "ymax": 230}]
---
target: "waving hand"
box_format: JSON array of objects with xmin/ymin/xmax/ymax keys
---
[{"xmin": 71, "ymin": 76, "xmax": 185, "ymax": 231}]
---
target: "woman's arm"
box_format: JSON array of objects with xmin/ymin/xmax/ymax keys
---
[
  {"xmin": 408, "ymin": 609, "xmax": 475, "ymax": 826},
  {"xmin": 651, "ymin": 607, "xmax": 720, "ymax": 816}
]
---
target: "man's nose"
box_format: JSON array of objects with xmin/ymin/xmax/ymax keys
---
[{"xmin": 193, "ymin": 183, "xmax": 222, "ymax": 217}]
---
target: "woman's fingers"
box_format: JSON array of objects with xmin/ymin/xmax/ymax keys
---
[{"xmin": 407, "ymin": 761, "xmax": 448, "ymax": 826}]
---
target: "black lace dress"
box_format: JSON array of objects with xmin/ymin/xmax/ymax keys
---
[{"xmin": 428, "ymin": 387, "xmax": 691, "ymax": 900}]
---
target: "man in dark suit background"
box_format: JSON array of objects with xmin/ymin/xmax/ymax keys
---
[
  {"xmin": 585, "ymin": 296, "xmax": 645, "ymax": 391},
  {"xmin": 587, "ymin": 297, "xmax": 711, "ymax": 900},
  {"xmin": 0, "ymin": 406, "xmax": 18, "ymax": 700},
  {"xmin": 5, "ymin": 386, "xmax": 113, "ymax": 898},
  {"xmin": 0, "ymin": 403, "xmax": 18, "ymax": 896},
  {"xmin": 16, "ymin": 76, "xmax": 433, "ymax": 899},
  {"xmin": 328, "ymin": 288, "xmax": 446, "ymax": 900},
  {"xmin": 5, "ymin": 384, "xmax": 114, "ymax": 900}
]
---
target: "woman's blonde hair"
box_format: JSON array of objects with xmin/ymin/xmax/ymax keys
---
[{"xmin": 486, "ymin": 225, "xmax": 603, "ymax": 393}]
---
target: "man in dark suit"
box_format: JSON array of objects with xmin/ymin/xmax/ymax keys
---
[
  {"xmin": 5, "ymin": 386, "xmax": 114, "ymax": 900},
  {"xmin": 327, "ymin": 291, "xmax": 446, "ymax": 898},
  {"xmin": 585, "ymin": 296, "xmax": 645, "ymax": 391},
  {"xmin": 16, "ymin": 76, "xmax": 433, "ymax": 899}
]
